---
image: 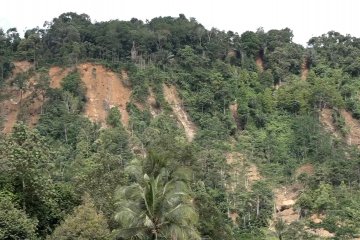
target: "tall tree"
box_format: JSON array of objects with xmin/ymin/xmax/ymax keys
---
[
  {"xmin": 48, "ymin": 194, "xmax": 111, "ymax": 240},
  {"xmin": 114, "ymin": 153, "xmax": 200, "ymax": 240}
]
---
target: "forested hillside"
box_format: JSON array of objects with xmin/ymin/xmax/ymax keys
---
[{"xmin": 2, "ymin": 12, "xmax": 360, "ymax": 239}]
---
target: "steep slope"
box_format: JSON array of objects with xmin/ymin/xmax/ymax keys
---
[
  {"xmin": 2, "ymin": 94, "xmax": 21, "ymax": 133},
  {"xmin": 49, "ymin": 66, "xmax": 70, "ymax": 88},
  {"xmin": 163, "ymin": 84, "xmax": 197, "ymax": 141},
  {"xmin": 320, "ymin": 108, "xmax": 360, "ymax": 147},
  {"xmin": 273, "ymin": 184, "xmax": 301, "ymax": 224},
  {"xmin": 1, "ymin": 62, "xmax": 34, "ymax": 133},
  {"xmin": 301, "ymin": 59, "xmax": 309, "ymax": 81},
  {"xmin": 341, "ymin": 109, "xmax": 360, "ymax": 146},
  {"xmin": 78, "ymin": 63, "xmax": 131, "ymax": 127},
  {"xmin": 147, "ymin": 88, "xmax": 161, "ymax": 117},
  {"xmin": 319, "ymin": 108, "xmax": 341, "ymax": 138},
  {"xmin": 12, "ymin": 61, "xmax": 33, "ymax": 74},
  {"xmin": 272, "ymin": 164, "xmax": 314, "ymax": 225},
  {"xmin": 229, "ymin": 103, "xmax": 241, "ymax": 130},
  {"xmin": 256, "ymin": 56, "xmax": 264, "ymax": 72},
  {"xmin": 225, "ymin": 151, "xmax": 262, "ymax": 223}
]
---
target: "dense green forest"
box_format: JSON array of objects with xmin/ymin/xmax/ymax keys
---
[{"xmin": 2, "ymin": 12, "xmax": 360, "ymax": 239}]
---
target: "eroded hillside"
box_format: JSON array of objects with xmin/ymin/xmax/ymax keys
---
[
  {"xmin": 77, "ymin": 63, "xmax": 131, "ymax": 127},
  {"xmin": 1, "ymin": 61, "xmax": 35, "ymax": 133},
  {"xmin": 163, "ymin": 84, "xmax": 197, "ymax": 142}
]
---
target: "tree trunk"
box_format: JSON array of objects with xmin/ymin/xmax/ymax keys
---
[
  {"xmin": 64, "ymin": 125, "xmax": 68, "ymax": 143},
  {"xmin": 22, "ymin": 178, "xmax": 26, "ymax": 210}
]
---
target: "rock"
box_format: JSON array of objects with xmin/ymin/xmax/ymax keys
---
[{"xmin": 279, "ymin": 200, "xmax": 295, "ymax": 211}]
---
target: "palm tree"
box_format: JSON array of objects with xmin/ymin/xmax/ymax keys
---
[{"xmin": 114, "ymin": 154, "xmax": 200, "ymax": 240}]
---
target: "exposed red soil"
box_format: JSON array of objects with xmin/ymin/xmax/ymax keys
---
[
  {"xmin": 246, "ymin": 164, "xmax": 262, "ymax": 185},
  {"xmin": 225, "ymin": 151, "xmax": 263, "ymax": 224},
  {"xmin": 77, "ymin": 63, "xmax": 131, "ymax": 127},
  {"xmin": 341, "ymin": 109, "xmax": 360, "ymax": 146},
  {"xmin": 12, "ymin": 61, "xmax": 33, "ymax": 75},
  {"xmin": 273, "ymin": 184, "xmax": 302, "ymax": 224},
  {"xmin": 256, "ymin": 56, "xmax": 264, "ymax": 72},
  {"xmin": 148, "ymin": 88, "xmax": 161, "ymax": 117},
  {"xmin": 1, "ymin": 62, "xmax": 34, "ymax": 133},
  {"xmin": 2, "ymin": 62, "xmax": 132, "ymax": 132},
  {"xmin": 49, "ymin": 66, "xmax": 70, "ymax": 88},
  {"xmin": 305, "ymin": 227, "xmax": 335, "ymax": 238},
  {"xmin": 295, "ymin": 163, "xmax": 315, "ymax": 178},
  {"xmin": 255, "ymin": 56, "xmax": 264, "ymax": 72},
  {"xmin": 310, "ymin": 213, "xmax": 325, "ymax": 224},
  {"xmin": 229, "ymin": 103, "xmax": 242, "ymax": 129},
  {"xmin": 301, "ymin": 59, "xmax": 309, "ymax": 81},
  {"xmin": 320, "ymin": 108, "xmax": 341, "ymax": 138},
  {"xmin": 163, "ymin": 84, "xmax": 197, "ymax": 141}
]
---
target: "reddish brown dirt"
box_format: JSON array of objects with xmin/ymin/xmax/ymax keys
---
[
  {"xmin": 295, "ymin": 163, "xmax": 315, "ymax": 178},
  {"xmin": 256, "ymin": 56, "xmax": 264, "ymax": 72},
  {"xmin": 1, "ymin": 85, "xmax": 39, "ymax": 133},
  {"xmin": 225, "ymin": 152, "xmax": 262, "ymax": 223},
  {"xmin": 273, "ymin": 184, "xmax": 302, "ymax": 224},
  {"xmin": 310, "ymin": 214, "xmax": 325, "ymax": 224},
  {"xmin": 271, "ymin": 162, "xmax": 312, "ymax": 226},
  {"xmin": 148, "ymin": 88, "xmax": 161, "ymax": 117},
  {"xmin": 2, "ymin": 99, "xmax": 20, "ymax": 133},
  {"xmin": 305, "ymin": 227, "xmax": 335, "ymax": 238},
  {"xmin": 225, "ymin": 152, "xmax": 262, "ymax": 191},
  {"xmin": 229, "ymin": 103, "xmax": 237, "ymax": 120},
  {"xmin": 225, "ymin": 152, "xmax": 244, "ymax": 193},
  {"xmin": 49, "ymin": 66, "xmax": 70, "ymax": 88},
  {"xmin": 163, "ymin": 84, "xmax": 197, "ymax": 141},
  {"xmin": 229, "ymin": 103, "xmax": 241, "ymax": 129},
  {"xmin": 271, "ymin": 165, "xmax": 335, "ymax": 238},
  {"xmin": 301, "ymin": 60, "xmax": 309, "ymax": 81},
  {"xmin": 272, "ymin": 164, "xmax": 314, "ymax": 228},
  {"xmin": 228, "ymin": 211, "xmax": 239, "ymax": 224},
  {"xmin": 78, "ymin": 63, "xmax": 131, "ymax": 127},
  {"xmin": 12, "ymin": 61, "xmax": 33, "ymax": 75},
  {"xmin": 1, "ymin": 62, "xmax": 34, "ymax": 133},
  {"xmin": 320, "ymin": 108, "xmax": 341, "ymax": 138},
  {"xmin": 341, "ymin": 109, "xmax": 360, "ymax": 146},
  {"xmin": 227, "ymin": 49, "xmax": 237, "ymax": 58},
  {"xmin": 133, "ymin": 102, "xmax": 145, "ymax": 111},
  {"xmin": 247, "ymin": 164, "xmax": 262, "ymax": 185}
]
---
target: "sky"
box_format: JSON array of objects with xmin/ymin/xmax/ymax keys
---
[{"xmin": 1, "ymin": 0, "xmax": 360, "ymax": 45}]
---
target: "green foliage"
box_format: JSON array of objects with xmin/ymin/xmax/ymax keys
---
[
  {"xmin": 0, "ymin": 124, "xmax": 78, "ymax": 237},
  {"xmin": 4, "ymin": 12, "xmax": 360, "ymax": 240},
  {"xmin": 114, "ymin": 153, "xmax": 200, "ymax": 240},
  {"xmin": 61, "ymin": 71, "xmax": 86, "ymax": 104},
  {"xmin": 48, "ymin": 194, "xmax": 111, "ymax": 240},
  {"xmin": 106, "ymin": 107, "xmax": 122, "ymax": 127},
  {"xmin": 37, "ymin": 71, "xmax": 91, "ymax": 146},
  {"xmin": 71, "ymin": 126, "xmax": 132, "ymax": 225},
  {"xmin": 0, "ymin": 192, "xmax": 37, "ymax": 240},
  {"xmin": 193, "ymin": 183, "xmax": 233, "ymax": 240}
]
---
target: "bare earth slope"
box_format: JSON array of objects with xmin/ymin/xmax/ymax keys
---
[
  {"xmin": 256, "ymin": 56, "xmax": 264, "ymax": 72},
  {"xmin": 78, "ymin": 63, "xmax": 131, "ymax": 127},
  {"xmin": 1, "ymin": 62, "xmax": 34, "ymax": 133},
  {"xmin": 163, "ymin": 84, "xmax": 197, "ymax": 141},
  {"xmin": 319, "ymin": 108, "xmax": 340, "ymax": 138},
  {"xmin": 301, "ymin": 60, "xmax": 309, "ymax": 81},
  {"xmin": 49, "ymin": 66, "xmax": 71, "ymax": 88},
  {"xmin": 341, "ymin": 109, "xmax": 360, "ymax": 146}
]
